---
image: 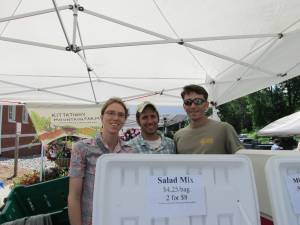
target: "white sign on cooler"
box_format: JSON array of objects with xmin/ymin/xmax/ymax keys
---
[
  {"xmin": 285, "ymin": 173, "xmax": 300, "ymax": 214},
  {"xmin": 147, "ymin": 175, "xmax": 206, "ymax": 217}
]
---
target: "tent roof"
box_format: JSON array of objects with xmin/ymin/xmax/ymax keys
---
[
  {"xmin": 1, "ymin": 0, "xmax": 300, "ymax": 106},
  {"xmin": 257, "ymin": 111, "xmax": 300, "ymax": 137}
]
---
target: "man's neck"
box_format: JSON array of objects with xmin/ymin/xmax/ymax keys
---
[
  {"xmin": 189, "ymin": 117, "xmax": 209, "ymax": 128},
  {"xmin": 142, "ymin": 132, "xmax": 160, "ymax": 141},
  {"xmin": 101, "ymin": 132, "xmax": 119, "ymax": 151}
]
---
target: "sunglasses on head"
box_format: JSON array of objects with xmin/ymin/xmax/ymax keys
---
[{"xmin": 183, "ymin": 98, "xmax": 206, "ymax": 106}]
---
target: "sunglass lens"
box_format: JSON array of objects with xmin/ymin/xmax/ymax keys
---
[
  {"xmin": 184, "ymin": 98, "xmax": 205, "ymax": 106},
  {"xmin": 184, "ymin": 99, "xmax": 193, "ymax": 106},
  {"xmin": 194, "ymin": 98, "xmax": 205, "ymax": 105}
]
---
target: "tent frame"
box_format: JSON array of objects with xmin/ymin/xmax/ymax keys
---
[{"xmin": 0, "ymin": 2, "xmax": 299, "ymax": 106}]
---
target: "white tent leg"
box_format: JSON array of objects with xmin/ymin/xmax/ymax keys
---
[{"xmin": 40, "ymin": 144, "xmax": 45, "ymax": 182}]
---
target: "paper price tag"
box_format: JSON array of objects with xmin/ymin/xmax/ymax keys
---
[
  {"xmin": 147, "ymin": 175, "xmax": 206, "ymax": 217},
  {"xmin": 285, "ymin": 173, "xmax": 300, "ymax": 214}
]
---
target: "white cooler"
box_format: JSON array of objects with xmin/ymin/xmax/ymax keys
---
[
  {"xmin": 265, "ymin": 155, "xmax": 300, "ymax": 225},
  {"xmin": 237, "ymin": 149, "xmax": 299, "ymax": 224},
  {"xmin": 93, "ymin": 154, "xmax": 260, "ymax": 225}
]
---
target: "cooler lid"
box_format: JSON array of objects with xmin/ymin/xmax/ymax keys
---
[
  {"xmin": 93, "ymin": 154, "xmax": 260, "ymax": 225},
  {"xmin": 265, "ymin": 155, "xmax": 300, "ymax": 225}
]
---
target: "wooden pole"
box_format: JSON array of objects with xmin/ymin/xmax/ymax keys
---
[
  {"xmin": 12, "ymin": 122, "xmax": 21, "ymax": 178},
  {"xmin": 13, "ymin": 133, "xmax": 20, "ymax": 177}
]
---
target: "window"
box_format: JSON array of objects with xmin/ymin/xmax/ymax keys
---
[
  {"xmin": 8, "ymin": 105, "xmax": 16, "ymax": 122},
  {"xmin": 22, "ymin": 106, "xmax": 28, "ymax": 123}
]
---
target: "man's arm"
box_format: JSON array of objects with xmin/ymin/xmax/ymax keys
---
[
  {"xmin": 68, "ymin": 177, "xmax": 83, "ymax": 225},
  {"xmin": 225, "ymin": 123, "xmax": 244, "ymax": 153}
]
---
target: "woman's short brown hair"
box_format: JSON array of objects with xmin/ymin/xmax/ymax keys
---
[{"xmin": 101, "ymin": 97, "xmax": 129, "ymax": 119}]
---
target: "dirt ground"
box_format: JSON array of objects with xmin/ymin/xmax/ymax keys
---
[{"xmin": 0, "ymin": 165, "xmax": 33, "ymax": 187}]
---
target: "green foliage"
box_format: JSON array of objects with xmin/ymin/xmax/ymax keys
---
[
  {"xmin": 281, "ymin": 76, "xmax": 300, "ymax": 112},
  {"xmin": 12, "ymin": 170, "xmax": 40, "ymax": 187},
  {"xmin": 218, "ymin": 97, "xmax": 252, "ymax": 133},
  {"xmin": 30, "ymin": 111, "xmax": 52, "ymax": 132},
  {"xmin": 258, "ymin": 137, "xmax": 271, "ymax": 144},
  {"xmin": 218, "ymin": 76, "xmax": 300, "ymax": 134},
  {"xmin": 12, "ymin": 167, "xmax": 68, "ymax": 188}
]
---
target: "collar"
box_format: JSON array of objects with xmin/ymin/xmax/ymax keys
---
[
  {"xmin": 138, "ymin": 131, "xmax": 164, "ymax": 146},
  {"xmin": 96, "ymin": 133, "xmax": 126, "ymax": 153}
]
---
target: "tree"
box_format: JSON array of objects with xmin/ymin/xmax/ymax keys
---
[
  {"xmin": 218, "ymin": 75, "xmax": 300, "ymax": 133},
  {"xmin": 218, "ymin": 97, "xmax": 252, "ymax": 133}
]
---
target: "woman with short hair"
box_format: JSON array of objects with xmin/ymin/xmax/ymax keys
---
[{"xmin": 68, "ymin": 97, "xmax": 132, "ymax": 225}]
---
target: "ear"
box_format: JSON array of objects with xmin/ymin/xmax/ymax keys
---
[
  {"xmin": 204, "ymin": 101, "xmax": 209, "ymax": 110},
  {"xmin": 183, "ymin": 103, "xmax": 188, "ymax": 112},
  {"xmin": 136, "ymin": 118, "xmax": 141, "ymax": 126}
]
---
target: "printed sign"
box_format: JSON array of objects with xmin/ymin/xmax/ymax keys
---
[
  {"xmin": 26, "ymin": 103, "xmax": 102, "ymax": 144},
  {"xmin": 147, "ymin": 175, "xmax": 206, "ymax": 217},
  {"xmin": 285, "ymin": 173, "xmax": 300, "ymax": 214}
]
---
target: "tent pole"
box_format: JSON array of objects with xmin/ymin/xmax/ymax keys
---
[
  {"xmin": 214, "ymin": 38, "xmax": 276, "ymax": 80},
  {"xmin": 82, "ymin": 9, "xmax": 277, "ymax": 76},
  {"xmin": 184, "ymin": 42, "xmax": 277, "ymax": 76},
  {"xmin": 51, "ymin": 0, "xmax": 71, "ymax": 46},
  {"xmin": 0, "ymin": 36, "xmax": 65, "ymax": 50},
  {"xmin": 82, "ymin": 33, "xmax": 279, "ymax": 50},
  {"xmin": 83, "ymin": 9, "xmax": 171, "ymax": 40},
  {"xmin": 72, "ymin": 5, "xmax": 79, "ymax": 50},
  {"xmin": 0, "ymin": 5, "xmax": 71, "ymax": 23}
]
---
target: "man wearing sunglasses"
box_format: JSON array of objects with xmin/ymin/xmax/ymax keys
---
[{"xmin": 174, "ymin": 84, "xmax": 243, "ymax": 154}]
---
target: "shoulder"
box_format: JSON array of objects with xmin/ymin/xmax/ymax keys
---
[
  {"xmin": 70, "ymin": 138, "xmax": 98, "ymax": 162},
  {"xmin": 163, "ymin": 136, "xmax": 175, "ymax": 144},
  {"xmin": 174, "ymin": 126, "xmax": 191, "ymax": 143},
  {"xmin": 220, "ymin": 122, "xmax": 238, "ymax": 134},
  {"xmin": 73, "ymin": 138, "xmax": 96, "ymax": 150},
  {"xmin": 120, "ymin": 140, "xmax": 134, "ymax": 153},
  {"xmin": 220, "ymin": 121, "xmax": 234, "ymax": 128},
  {"xmin": 206, "ymin": 119, "xmax": 224, "ymax": 127},
  {"xmin": 164, "ymin": 136, "xmax": 174, "ymax": 141},
  {"xmin": 127, "ymin": 134, "xmax": 143, "ymax": 145},
  {"xmin": 208, "ymin": 120, "xmax": 234, "ymax": 130},
  {"xmin": 126, "ymin": 135, "xmax": 145, "ymax": 153},
  {"xmin": 175, "ymin": 126, "xmax": 190, "ymax": 136}
]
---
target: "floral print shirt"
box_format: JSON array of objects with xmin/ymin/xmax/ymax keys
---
[{"xmin": 68, "ymin": 135, "xmax": 132, "ymax": 225}]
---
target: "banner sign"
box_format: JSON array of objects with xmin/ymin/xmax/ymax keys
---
[
  {"xmin": 26, "ymin": 103, "xmax": 102, "ymax": 144},
  {"xmin": 147, "ymin": 175, "xmax": 206, "ymax": 217}
]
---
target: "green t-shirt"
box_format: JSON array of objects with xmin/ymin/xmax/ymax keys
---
[{"xmin": 174, "ymin": 119, "xmax": 243, "ymax": 154}]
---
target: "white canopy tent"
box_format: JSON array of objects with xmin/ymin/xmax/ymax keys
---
[
  {"xmin": 257, "ymin": 111, "xmax": 300, "ymax": 137},
  {"xmin": 1, "ymin": 0, "xmax": 300, "ymax": 107}
]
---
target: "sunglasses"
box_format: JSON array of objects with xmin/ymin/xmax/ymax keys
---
[{"xmin": 183, "ymin": 98, "xmax": 206, "ymax": 106}]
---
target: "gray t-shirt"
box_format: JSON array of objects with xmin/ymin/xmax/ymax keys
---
[{"xmin": 174, "ymin": 119, "xmax": 243, "ymax": 154}]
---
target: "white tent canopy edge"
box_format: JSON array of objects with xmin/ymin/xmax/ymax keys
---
[
  {"xmin": 1, "ymin": 0, "xmax": 300, "ymax": 106},
  {"xmin": 257, "ymin": 111, "xmax": 300, "ymax": 137}
]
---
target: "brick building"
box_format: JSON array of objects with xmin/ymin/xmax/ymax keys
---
[{"xmin": 0, "ymin": 105, "xmax": 41, "ymax": 157}]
